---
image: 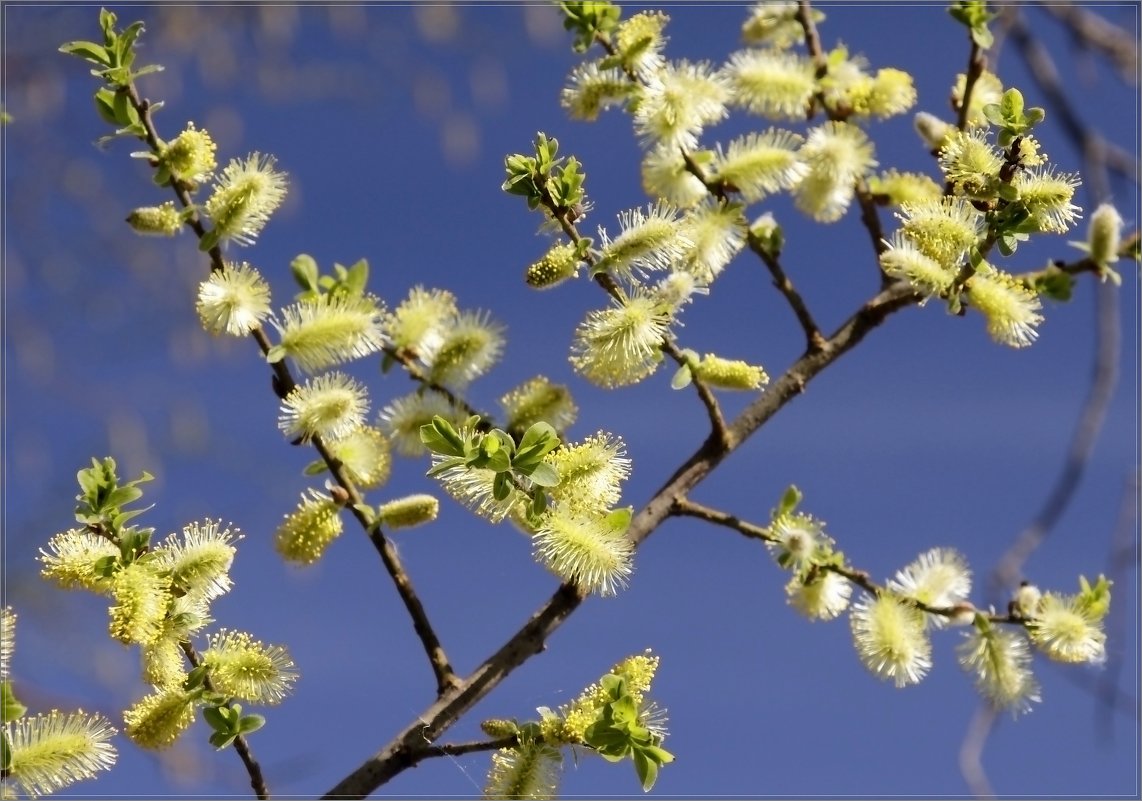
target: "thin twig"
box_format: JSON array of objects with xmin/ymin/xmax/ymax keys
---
[
  {"xmin": 671, "ymin": 497, "xmax": 1018, "ymax": 624},
  {"xmin": 124, "ymin": 83, "xmax": 459, "ymax": 696},
  {"xmin": 413, "ymin": 735, "xmax": 518, "ymax": 759},
  {"xmin": 794, "ymin": 1, "xmax": 888, "ymax": 265},
  {"xmin": 538, "ymin": 196, "xmax": 732, "ymax": 447},
  {"xmin": 956, "ymin": 40, "xmax": 987, "ymax": 132},
  {"xmin": 180, "ymin": 642, "xmax": 270, "ymax": 799}
]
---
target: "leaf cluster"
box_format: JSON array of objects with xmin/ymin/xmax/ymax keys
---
[
  {"xmin": 503, "ymin": 133, "xmax": 589, "ymax": 231},
  {"xmin": 558, "ymin": 1, "xmax": 622, "ymax": 53},
  {"xmin": 74, "ymin": 456, "xmax": 156, "ymax": 564},
  {"xmin": 59, "ymin": 9, "xmax": 164, "ymax": 144},
  {"xmin": 290, "ymin": 254, "xmax": 370, "ymax": 303},
  {"xmin": 191, "ymin": 666, "xmax": 267, "ymax": 751},
  {"xmin": 948, "ymin": 1, "xmax": 997, "ymax": 49},
  {"xmin": 420, "ymin": 416, "xmax": 562, "ymax": 523},
  {"xmin": 582, "ymin": 674, "xmax": 674, "ymax": 792}
]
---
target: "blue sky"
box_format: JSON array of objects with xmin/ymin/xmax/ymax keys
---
[{"xmin": 2, "ymin": 3, "xmax": 1138, "ymax": 798}]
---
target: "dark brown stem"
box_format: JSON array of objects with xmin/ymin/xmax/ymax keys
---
[
  {"xmin": 670, "ymin": 498, "xmax": 1019, "ymax": 625},
  {"xmin": 955, "ymin": 40, "xmax": 987, "ymax": 132},
  {"xmin": 180, "ymin": 643, "xmax": 270, "ymax": 799},
  {"xmin": 414, "ymin": 735, "xmax": 518, "ymax": 759},
  {"xmin": 124, "ymin": 84, "xmax": 459, "ymax": 696}
]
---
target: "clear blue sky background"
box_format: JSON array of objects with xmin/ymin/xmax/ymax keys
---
[{"xmin": 2, "ymin": 3, "xmax": 1138, "ymax": 798}]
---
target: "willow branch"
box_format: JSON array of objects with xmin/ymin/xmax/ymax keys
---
[
  {"xmin": 671, "ymin": 497, "xmax": 1020, "ymax": 625},
  {"xmin": 955, "ymin": 39, "xmax": 987, "ymax": 132},
  {"xmin": 180, "ymin": 642, "xmax": 269, "ymax": 800},
  {"xmin": 413, "ymin": 735, "xmax": 518, "ymax": 760},
  {"xmin": 323, "ymin": 266, "xmax": 924, "ymax": 799},
  {"xmin": 677, "ymin": 149, "xmax": 825, "ymax": 352},
  {"xmin": 124, "ymin": 83, "xmax": 458, "ymax": 696},
  {"xmin": 539, "ymin": 197, "xmax": 731, "ymax": 447},
  {"xmin": 795, "ymin": 1, "xmax": 887, "ymax": 263}
]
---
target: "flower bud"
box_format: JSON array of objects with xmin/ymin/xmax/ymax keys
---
[
  {"xmin": 1087, "ymin": 203, "xmax": 1123, "ymax": 266},
  {"xmin": 377, "ymin": 494, "xmax": 440, "ymax": 530},
  {"xmin": 526, "ymin": 243, "xmax": 580, "ymax": 289},
  {"xmin": 126, "ymin": 202, "xmax": 182, "ymax": 236}
]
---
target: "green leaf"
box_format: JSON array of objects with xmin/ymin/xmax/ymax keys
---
[
  {"xmin": 426, "ymin": 456, "xmax": 467, "ymax": 478},
  {"xmin": 199, "ymin": 228, "xmax": 221, "ymax": 252},
  {"xmin": 1, "ymin": 729, "xmax": 11, "ymax": 773},
  {"xmin": 1000, "ymin": 88, "xmax": 1024, "ymax": 120},
  {"xmin": 777, "ymin": 485, "xmax": 802, "ymax": 517},
  {"xmin": 209, "ymin": 731, "xmax": 237, "ymax": 749},
  {"xmin": 184, "ymin": 665, "xmax": 210, "ymax": 692},
  {"xmin": 1, "ymin": 682, "xmax": 27, "ymax": 724},
  {"xmin": 202, "ymin": 706, "xmax": 231, "ymax": 733},
  {"xmin": 492, "ymin": 471, "xmax": 514, "ymax": 502},
  {"xmin": 633, "ymin": 747, "xmax": 658, "ymax": 792},
  {"xmin": 290, "ymin": 254, "xmax": 320, "ymax": 292},
  {"xmin": 303, "ymin": 459, "xmax": 330, "ymax": 476},
  {"xmin": 344, "ymin": 259, "xmax": 369, "ymax": 296},
  {"xmin": 237, "ymin": 714, "xmax": 266, "ymax": 735},
  {"xmin": 604, "ymin": 507, "xmax": 632, "ymax": 535},
  {"xmin": 419, "ymin": 416, "xmax": 466, "ymax": 456},
  {"xmin": 525, "ymin": 462, "xmax": 560, "ymax": 487},
  {"xmin": 265, "ymin": 344, "xmax": 287, "ymax": 364},
  {"xmin": 99, "ymin": 8, "xmax": 118, "ymax": 42},
  {"xmin": 670, "ymin": 364, "xmax": 692, "ymax": 390},
  {"xmin": 93, "ymin": 88, "xmax": 119, "ymax": 125},
  {"xmin": 981, "ymin": 103, "xmax": 1005, "ymax": 127},
  {"xmin": 59, "ymin": 40, "xmax": 112, "ymax": 66}
]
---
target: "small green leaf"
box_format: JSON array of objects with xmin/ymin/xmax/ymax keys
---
[
  {"xmin": 425, "ymin": 456, "xmax": 467, "ymax": 477},
  {"xmin": 777, "ymin": 485, "xmax": 802, "ymax": 517},
  {"xmin": 419, "ymin": 416, "xmax": 466, "ymax": 456},
  {"xmin": 59, "ymin": 40, "xmax": 112, "ymax": 65},
  {"xmin": 202, "ymin": 706, "xmax": 230, "ymax": 733},
  {"xmin": 209, "ymin": 731, "xmax": 237, "ymax": 749},
  {"xmin": 290, "ymin": 254, "xmax": 320, "ymax": 292},
  {"xmin": 237, "ymin": 714, "xmax": 266, "ymax": 735},
  {"xmin": 633, "ymin": 747, "xmax": 658, "ymax": 792},
  {"xmin": 1, "ymin": 730, "xmax": 11, "ymax": 772},
  {"xmin": 1, "ymin": 682, "xmax": 27, "ymax": 724},
  {"xmin": 670, "ymin": 364, "xmax": 692, "ymax": 390},
  {"xmin": 303, "ymin": 459, "xmax": 330, "ymax": 476},
  {"xmin": 492, "ymin": 471, "xmax": 514, "ymax": 501},
  {"xmin": 525, "ymin": 462, "xmax": 560, "ymax": 487},
  {"xmin": 604, "ymin": 507, "xmax": 632, "ymax": 535},
  {"xmin": 199, "ymin": 228, "xmax": 221, "ymax": 252}
]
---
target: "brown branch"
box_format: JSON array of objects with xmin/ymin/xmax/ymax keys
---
[
  {"xmin": 670, "ymin": 497, "xmax": 1020, "ymax": 625},
  {"xmin": 956, "ymin": 40, "xmax": 988, "ymax": 132},
  {"xmin": 180, "ymin": 642, "xmax": 269, "ymax": 799},
  {"xmin": 124, "ymin": 83, "xmax": 459, "ymax": 696},
  {"xmin": 794, "ymin": 1, "xmax": 887, "ymax": 267},
  {"xmin": 414, "ymin": 735, "xmax": 518, "ymax": 759},
  {"xmin": 323, "ymin": 264, "xmax": 926, "ymax": 799}
]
